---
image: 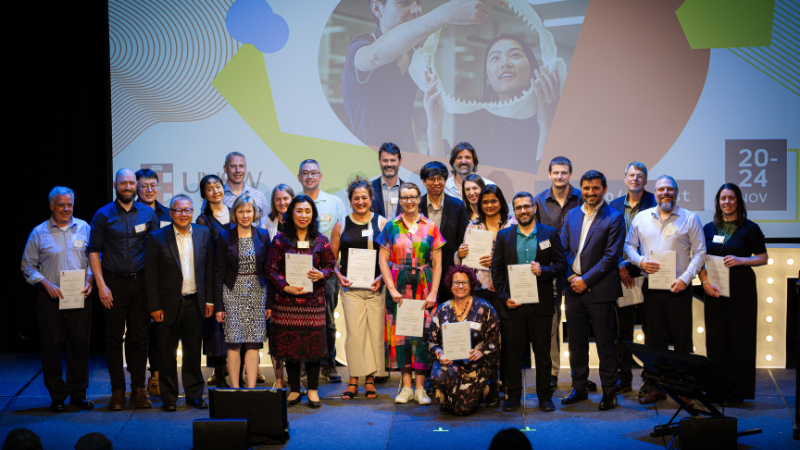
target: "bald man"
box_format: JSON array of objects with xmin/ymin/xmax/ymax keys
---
[{"xmin": 89, "ymin": 168, "xmax": 159, "ymax": 410}]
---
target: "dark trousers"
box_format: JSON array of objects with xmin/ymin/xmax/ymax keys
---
[
  {"xmin": 565, "ymin": 293, "xmax": 619, "ymax": 393},
  {"xmin": 704, "ymin": 292, "xmax": 757, "ymax": 399},
  {"xmin": 286, "ymin": 361, "xmax": 320, "ymax": 392},
  {"xmin": 36, "ymin": 290, "xmax": 92, "ymax": 401},
  {"xmin": 501, "ymin": 306, "xmax": 553, "ymax": 401},
  {"xmin": 103, "ymin": 274, "xmax": 150, "ymax": 392},
  {"xmin": 155, "ymin": 297, "xmax": 204, "ymax": 403},
  {"xmin": 615, "ymin": 304, "xmax": 640, "ymax": 386},
  {"xmin": 148, "ymin": 321, "xmax": 159, "ymax": 375},
  {"xmin": 640, "ymin": 281, "xmax": 693, "ymax": 384},
  {"xmin": 324, "ymin": 277, "xmax": 339, "ymax": 367}
]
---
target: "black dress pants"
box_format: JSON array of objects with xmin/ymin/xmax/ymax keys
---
[
  {"xmin": 36, "ymin": 290, "xmax": 92, "ymax": 401},
  {"xmin": 103, "ymin": 274, "xmax": 150, "ymax": 392},
  {"xmin": 640, "ymin": 281, "xmax": 693, "ymax": 384},
  {"xmin": 501, "ymin": 305, "xmax": 553, "ymax": 401},
  {"xmin": 155, "ymin": 297, "xmax": 204, "ymax": 403},
  {"xmin": 148, "ymin": 321, "xmax": 160, "ymax": 376},
  {"xmin": 565, "ymin": 293, "xmax": 619, "ymax": 394},
  {"xmin": 616, "ymin": 304, "xmax": 640, "ymax": 386}
]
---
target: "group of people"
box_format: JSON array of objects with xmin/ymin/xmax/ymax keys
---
[{"xmin": 21, "ymin": 141, "xmax": 768, "ymax": 416}]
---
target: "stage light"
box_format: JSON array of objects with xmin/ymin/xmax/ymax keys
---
[
  {"xmin": 561, "ymin": 303, "xmax": 565, "ymax": 311},
  {"xmin": 768, "ymin": 258, "xmax": 773, "ymax": 265},
  {"xmin": 177, "ymin": 349, "xmax": 182, "ymax": 356},
  {"xmin": 563, "ymin": 351, "xmax": 569, "ymax": 358},
  {"xmin": 766, "ymin": 296, "xmax": 773, "ymax": 304},
  {"xmin": 336, "ymin": 331, "xmax": 342, "ymax": 338},
  {"xmin": 766, "ymin": 315, "xmax": 773, "ymax": 323},
  {"xmin": 765, "ymin": 354, "xmax": 773, "ymax": 362},
  {"xmin": 696, "ymin": 327, "xmax": 704, "ymax": 334},
  {"xmin": 636, "ymin": 334, "xmax": 643, "ymax": 341},
  {"xmin": 787, "ymin": 258, "xmax": 794, "ymax": 265},
  {"xmin": 766, "ymin": 335, "xmax": 773, "ymax": 342},
  {"xmin": 334, "ymin": 312, "xmax": 340, "ymax": 319},
  {"xmin": 766, "ymin": 277, "xmax": 774, "ymax": 284}
]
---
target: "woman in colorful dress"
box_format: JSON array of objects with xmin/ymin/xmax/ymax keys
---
[{"xmin": 377, "ymin": 182, "xmax": 444, "ymax": 405}]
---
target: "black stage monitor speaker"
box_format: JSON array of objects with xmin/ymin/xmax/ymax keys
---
[
  {"xmin": 209, "ymin": 387, "xmax": 289, "ymax": 445},
  {"xmin": 678, "ymin": 417, "xmax": 737, "ymax": 450},
  {"xmin": 193, "ymin": 418, "xmax": 249, "ymax": 450}
]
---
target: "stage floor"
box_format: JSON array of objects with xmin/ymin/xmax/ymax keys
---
[{"xmin": 0, "ymin": 354, "xmax": 796, "ymax": 449}]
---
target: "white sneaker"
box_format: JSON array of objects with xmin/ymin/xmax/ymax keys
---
[
  {"xmin": 395, "ymin": 387, "xmax": 414, "ymax": 403},
  {"xmin": 415, "ymin": 388, "xmax": 432, "ymax": 405}
]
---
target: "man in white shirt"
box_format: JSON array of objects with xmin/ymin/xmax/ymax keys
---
[
  {"xmin": 204, "ymin": 152, "xmax": 270, "ymax": 228},
  {"xmin": 444, "ymin": 142, "xmax": 495, "ymax": 200}
]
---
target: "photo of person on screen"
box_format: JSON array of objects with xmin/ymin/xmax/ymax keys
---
[{"xmin": 424, "ymin": 33, "xmax": 560, "ymax": 174}]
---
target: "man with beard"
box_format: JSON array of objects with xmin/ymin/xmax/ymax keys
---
[
  {"xmin": 560, "ymin": 170, "xmax": 625, "ymax": 411},
  {"xmin": 444, "ymin": 142, "xmax": 495, "ymax": 201},
  {"xmin": 371, "ymin": 142, "xmax": 404, "ymax": 218},
  {"xmin": 89, "ymin": 168, "xmax": 159, "ymax": 410},
  {"xmin": 624, "ymin": 175, "xmax": 706, "ymax": 405}
]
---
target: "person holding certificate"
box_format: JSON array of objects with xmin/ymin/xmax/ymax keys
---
[
  {"xmin": 699, "ymin": 183, "xmax": 767, "ymax": 400},
  {"xmin": 331, "ymin": 177, "xmax": 389, "ymax": 400},
  {"xmin": 490, "ymin": 192, "xmax": 566, "ymax": 412},
  {"xmin": 377, "ymin": 182, "xmax": 445, "ymax": 405},
  {"xmin": 624, "ymin": 175, "xmax": 706, "ymax": 405},
  {"xmin": 214, "ymin": 195, "xmax": 271, "ymax": 389},
  {"xmin": 21, "ymin": 186, "xmax": 94, "ymax": 412},
  {"xmin": 266, "ymin": 195, "xmax": 336, "ymax": 408},
  {"xmin": 429, "ymin": 265, "xmax": 500, "ymax": 416}
]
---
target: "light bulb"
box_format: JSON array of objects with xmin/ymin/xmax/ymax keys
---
[
  {"xmin": 336, "ymin": 331, "xmax": 342, "ymax": 338},
  {"xmin": 766, "ymin": 315, "xmax": 773, "ymax": 323},
  {"xmin": 636, "ymin": 334, "xmax": 643, "ymax": 341},
  {"xmin": 563, "ymin": 351, "xmax": 569, "ymax": 358},
  {"xmin": 259, "ymin": 352, "xmax": 263, "ymax": 358},
  {"xmin": 766, "ymin": 335, "xmax": 773, "ymax": 342},
  {"xmin": 334, "ymin": 311, "xmax": 340, "ymax": 319},
  {"xmin": 766, "ymin": 354, "xmax": 773, "ymax": 362},
  {"xmin": 787, "ymin": 258, "xmax": 794, "ymax": 265},
  {"xmin": 768, "ymin": 258, "xmax": 774, "ymax": 265},
  {"xmin": 766, "ymin": 297, "xmax": 773, "ymax": 304},
  {"xmin": 561, "ymin": 304, "xmax": 565, "ymax": 311},
  {"xmin": 177, "ymin": 349, "xmax": 182, "ymax": 356},
  {"xmin": 697, "ymin": 327, "xmax": 704, "ymax": 334},
  {"xmin": 767, "ymin": 277, "xmax": 774, "ymax": 285}
]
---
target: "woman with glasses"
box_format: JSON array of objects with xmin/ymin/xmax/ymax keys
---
[
  {"xmin": 377, "ymin": 182, "xmax": 445, "ymax": 405},
  {"xmin": 429, "ymin": 265, "xmax": 500, "ymax": 415}
]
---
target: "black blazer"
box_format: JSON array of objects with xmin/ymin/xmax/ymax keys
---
[
  {"xmin": 214, "ymin": 226, "xmax": 271, "ymax": 312},
  {"xmin": 370, "ymin": 176, "xmax": 403, "ymax": 218},
  {"xmin": 491, "ymin": 223, "xmax": 566, "ymax": 319},
  {"xmin": 420, "ymin": 193, "xmax": 469, "ymax": 301},
  {"xmin": 609, "ymin": 191, "xmax": 656, "ymax": 277},
  {"xmin": 145, "ymin": 224, "xmax": 214, "ymax": 326}
]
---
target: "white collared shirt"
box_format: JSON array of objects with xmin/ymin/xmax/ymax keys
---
[
  {"xmin": 174, "ymin": 225, "xmax": 197, "ymax": 295},
  {"xmin": 572, "ymin": 203, "xmax": 599, "ymax": 276},
  {"xmin": 445, "ymin": 175, "xmax": 495, "ymax": 201},
  {"xmin": 313, "ymin": 190, "xmax": 346, "ymax": 239}
]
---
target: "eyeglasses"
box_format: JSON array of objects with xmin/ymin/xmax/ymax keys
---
[
  {"xmin": 137, "ymin": 183, "xmax": 158, "ymax": 192},
  {"xmin": 171, "ymin": 208, "xmax": 194, "ymax": 215},
  {"xmin": 300, "ymin": 171, "xmax": 320, "ymax": 178},
  {"xmin": 399, "ymin": 196, "xmax": 420, "ymax": 202},
  {"xmin": 514, "ymin": 205, "xmax": 533, "ymax": 212},
  {"xmin": 426, "ymin": 176, "xmax": 446, "ymax": 185},
  {"xmin": 452, "ymin": 281, "xmax": 470, "ymax": 287}
]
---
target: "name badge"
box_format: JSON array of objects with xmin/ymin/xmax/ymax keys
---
[
  {"xmin": 539, "ymin": 239, "xmax": 551, "ymax": 250},
  {"xmin": 712, "ymin": 235, "xmax": 725, "ymax": 244},
  {"xmin": 298, "ymin": 241, "xmax": 309, "ymax": 249},
  {"xmin": 390, "ymin": 196, "xmax": 398, "ymax": 205},
  {"xmin": 160, "ymin": 221, "xmax": 171, "ymax": 228},
  {"xmin": 134, "ymin": 224, "xmax": 146, "ymax": 233},
  {"xmin": 408, "ymin": 224, "xmax": 419, "ymax": 235},
  {"xmin": 320, "ymin": 214, "xmax": 332, "ymax": 222},
  {"xmin": 665, "ymin": 226, "xmax": 677, "ymax": 237},
  {"xmin": 362, "ymin": 229, "xmax": 373, "ymax": 237},
  {"xmin": 470, "ymin": 322, "xmax": 481, "ymax": 330},
  {"xmin": 73, "ymin": 240, "xmax": 85, "ymax": 248}
]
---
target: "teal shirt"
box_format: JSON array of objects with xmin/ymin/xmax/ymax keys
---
[{"xmin": 515, "ymin": 223, "xmax": 538, "ymax": 264}]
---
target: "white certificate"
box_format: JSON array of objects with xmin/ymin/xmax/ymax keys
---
[
  {"xmin": 442, "ymin": 321, "xmax": 472, "ymax": 361},
  {"xmin": 507, "ymin": 264, "xmax": 539, "ymax": 304},
  {"xmin": 346, "ymin": 248, "xmax": 377, "ymax": 289},
  {"xmin": 706, "ymin": 255, "xmax": 730, "ymax": 297},
  {"xmin": 617, "ymin": 277, "xmax": 644, "ymax": 308},
  {"xmin": 59, "ymin": 269, "xmax": 85, "ymax": 310},
  {"xmin": 286, "ymin": 254, "xmax": 313, "ymax": 293},
  {"xmin": 648, "ymin": 250, "xmax": 676, "ymax": 290},
  {"xmin": 395, "ymin": 299, "xmax": 425, "ymax": 337},
  {"xmin": 461, "ymin": 228, "xmax": 494, "ymax": 270}
]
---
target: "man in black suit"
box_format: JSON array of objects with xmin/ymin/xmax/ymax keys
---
[
  {"xmin": 419, "ymin": 161, "xmax": 468, "ymax": 304},
  {"xmin": 371, "ymin": 142, "xmax": 403, "ymax": 218},
  {"xmin": 145, "ymin": 194, "xmax": 214, "ymax": 411},
  {"xmin": 491, "ymin": 192, "xmax": 566, "ymax": 412},
  {"xmin": 560, "ymin": 170, "xmax": 625, "ymax": 410}
]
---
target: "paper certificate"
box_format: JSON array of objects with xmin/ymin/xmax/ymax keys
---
[
  {"xmin": 648, "ymin": 250, "xmax": 676, "ymax": 290},
  {"xmin": 706, "ymin": 255, "xmax": 730, "ymax": 297},
  {"xmin": 461, "ymin": 228, "xmax": 494, "ymax": 270},
  {"xmin": 59, "ymin": 269, "xmax": 85, "ymax": 310},
  {"xmin": 442, "ymin": 321, "xmax": 472, "ymax": 361},
  {"xmin": 507, "ymin": 264, "xmax": 539, "ymax": 304},
  {"xmin": 286, "ymin": 254, "xmax": 314, "ymax": 293},
  {"xmin": 346, "ymin": 248, "xmax": 377, "ymax": 289},
  {"xmin": 617, "ymin": 277, "xmax": 644, "ymax": 308},
  {"xmin": 395, "ymin": 299, "xmax": 425, "ymax": 337}
]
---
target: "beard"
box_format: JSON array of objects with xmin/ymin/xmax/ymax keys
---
[
  {"xmin": 517, "ymin": 214, "xmax": 533, "ymax": 226},
  {"xmin": 456, "ymin": 164, "xmax": 473, "ymax": 177},
  {"xmin": 382, "ymin": 166, "xmax": 396, "ymax": 177},
  {"xmin": 658, "ymin": 198, "xmax": 675, "ymax": 213},
  {"xmin": 117, "ymin": 190, "xmax": 135, "ymax": 203}
]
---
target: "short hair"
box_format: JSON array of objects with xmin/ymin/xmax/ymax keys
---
[
  {"xmin": 230, "ymin": 195, "xmax": 262, "ymax": 225},
  {"xmin": 488, "ymin": 428, "xmax": 532, "ymax": 450},
  {"xmin": 298, "ymin": 159, "xmax": 320, "ymax": 173},
  {"xmin": 449, "ymin": 142, "xmax": 479, "ymax": 172},
  {"xmin": 75, "ymin": 432, "xmax": 113, "ymax": 450},
  {"xmin": 461, "ymin": 174, "xmax": 486, "ymax": 218},
  {"xmin": 347, "ymin": 176, "xmax": 374, "ymax": 201},
  {"xmin": 420, "ymin": 161, "xmax": 449, "ymax": 181},
  {"xmin": 224, "ymin": 151, "xmax": 245, "ymax": 166},
  {"xmin": 134, "ymin": 168, "xmax": 159, "ymax": 182},
  {"xmin": 477, "ymin": 185, "xmax": 511, "ymax": 227},
  {"xmin": 368, "ymin": 0, "xmax": 420, "ymax": 25},
  {"xmin": 512, "ymin": 191, "xmax": 535, "ymax": 205},
  {"xmin": 713, "ymin": 183, "xmax": 747, "ymax": 228},
  {"xmin": 548, "ymin": 156, "xmax": 572, "ymax": 173},
  {"xmin": 169, "ymin": 193, "xmax": 193, "ymax": 209},
  {"xmin": 399, "ymin": 182, "xmax": 421, "ymax": 197},
  {"xmin": 282, "ymin": 195, "xmax": 320, "ymax": 241},
  {"xmin": 269, "ymin": 184, "xmax": 295, "ymax": 221},
  {"xmin": 444, "ymin": 264, "xmax": 480, "ymax": 293},
  {"xmin": 580, "ymin": 170, "xmax": 607, "ymax": 189},
  {"xmin": 655, "ymin": 174, "xmax": 678, "ymax": 190},
  {"xmin": 624, "ymin": 161, "xmax": 648, "ymax": 179},
  {"xmin": 378, "ymin": 142, "xmax": 402, "ymax": 160},
  {"xmin": 2, "ymin": 428, "xmax": 42, "ymax": 450},
  {"xmin": 48, "ymin": 186, "xmax": 75, "ymax": 205}
]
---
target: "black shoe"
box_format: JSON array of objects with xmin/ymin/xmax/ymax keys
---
[
  {"xmin": 439, "ymin": 403, "xmax": 448, "ymax": 413},
  {"xmin": 216, "ymin": 376, "xmax": 230, "ymax": 388},
  {"xmin": 485, "ymin": 383, "xmax": 500, "ymax": 407},
  {"xmin": 550, "ymin": 375, "xmax": 558, "ymax": 391},
  {"xmin": 308, "ymin": 400, "xmax": 322, "ymax": 409},
  {"xmin": 70, "ymin": 397, "xmax": 94, "ymax": 410},
  {"xmin": 587, "ymin": 380, "xmax": 598, "ymax": 391},
  {"xmin": 539, "ymin": 398, "xmax": 555, "ymax": 412},
  {"xmin": 617, "ymin": 382, "xmax": 633, "ymax": 393},
  {"xmin": 599, "ymin": 392, "xmax": 617, "ymax": 410},
  {"xmin": 561, "ymin": 388, "xmax": 589, "ymax": 405},
  {"xmin": 50, "ymin": 400, "xmax": 66, "ymax": 413},
  {"xmin": 321, "ymin": 366, "xmax": 342, "ymax": 383},
  {"xmin": 187, "ymin": 398, "xmax": 208, "ymax": 409},
  {"xmin": 162, "ymin": 401, "xmax": 177, "ymax": 412},
  {"xmin": 502, "ymin": 398, "xmax": 521, "ymax": 411},
  {"xmin": 287, "ymin": 393, "xmax": 302, "ymax": 406}
]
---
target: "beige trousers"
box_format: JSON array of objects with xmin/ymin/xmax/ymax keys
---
[{"xmin": 341, "ymin": 286, "xmax": 387, "ymax": 377}]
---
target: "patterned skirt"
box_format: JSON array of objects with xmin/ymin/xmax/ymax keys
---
[
  {"xmin": 222, "ymin": 274, "xmax": 266, "ymax": 344},
  {"xmin": 432, "ymin": 360, "xmax": 492, "ymax": 416},
  {"xmin": 269, "ymin": 299, "xmax": 327, "ymax": 363},
  {"xmin": 385, "ymin": 266, "xmax": 433, "ymax": 371}
]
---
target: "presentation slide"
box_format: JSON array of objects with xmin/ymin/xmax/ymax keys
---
[{"xmin": 109, "ymin": 0, "xmax": 799, "ymax": 238}]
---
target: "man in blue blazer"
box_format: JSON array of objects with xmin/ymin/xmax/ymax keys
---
[
  {"xmin": 491, "ymin": 192, "xmax": 567, "ymax": 412},
  {"xmin": 145, "ymin": 194, "xmax": 214, "ymax": 411},
  {"xmin": 560, "ymin": 171, "xmax": 625, "ymax": 410},
  {"xmin": 370, "ymin": 142, "xmax": 403, "ymax": 218}
]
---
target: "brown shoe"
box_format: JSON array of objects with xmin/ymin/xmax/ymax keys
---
[
  {"xmin": 147, "ymin": 371, "xmax": 160, "ymax": 396},
  {"xmin": 131, "ymin": 387, "xmax": 152, "ymax": 408},
  {"xmin": 680, "ymin": 396, "xmax": 694, "ymax": 407},
  {"xmin": 108, "ymin": 389, "xmax": 126, "ymax": 411},
  {"xmin": 256, "ymin": 370, "xmax": 266, "ymax": 384},
  {"xmin": 639, "ymin": 389, "xmax": 667, "ymax": 405}
]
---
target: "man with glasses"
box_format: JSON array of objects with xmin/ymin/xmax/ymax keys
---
[
  {"xmin": 444, "ymin": 142, "xmax": 495, "ymax": 201},
  {"xmin": 491, "ymin": 192, "xmax": 566, "ymax": 412},
  {"xmin": 297, "ymin": 159, "xmax": 346, "ymax": 382}
]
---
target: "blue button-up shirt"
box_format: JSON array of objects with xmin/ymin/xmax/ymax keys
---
[
  {"xmin": 21, "ymin": 217, "xmax": 93, "ymax": 287},
  {"xmin": 515, "ymin": 223, "xmax": 538, "ymax": 264},
  {"xmin": 88, "ymin": 201, "xmax": 158, "ymax": 273}
]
